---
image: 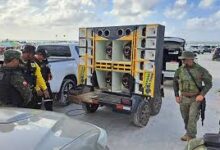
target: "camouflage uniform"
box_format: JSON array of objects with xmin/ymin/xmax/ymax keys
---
[
  {"xmin": 173, "ymin": 52, "xmax": 212, "ymax": 138},
  {"xmin": 0, "ymin": 50, "xmax": 32, "ymax": 107},
  {"xmin": 21, "ymin": 45, "xmax": 48, "ymax": 109}
]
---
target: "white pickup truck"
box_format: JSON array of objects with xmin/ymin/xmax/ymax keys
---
[{"xmin": 36, "ymin": 42, "xmax": 80, "ymax": 105}]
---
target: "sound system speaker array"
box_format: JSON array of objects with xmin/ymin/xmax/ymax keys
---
[{"xmin": 78, "ymin": 24, "xmax": 165, "ymax": 97}]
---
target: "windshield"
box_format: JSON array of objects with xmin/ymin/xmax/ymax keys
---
[{"xmin": 37, "ymin": 45, "xmax": 71, "ymax": 57}]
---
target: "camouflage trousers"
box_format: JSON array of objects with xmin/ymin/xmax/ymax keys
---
[{"xmin": 180, "ymin": 96, "xmax": 200, "ymax": 138}]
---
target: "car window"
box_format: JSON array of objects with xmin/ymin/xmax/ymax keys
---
[{"xmin": 37, "ymin": 45, "xmax": 71, "ymax": 57}]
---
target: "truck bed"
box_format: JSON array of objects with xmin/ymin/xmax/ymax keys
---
[{"xmin": 68, "ymin": 90, "xmax": 130, "ymax": 105}]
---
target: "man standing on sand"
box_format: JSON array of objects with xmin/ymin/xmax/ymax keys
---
[{"xmin": 173, "ymin": 51, "xmax": 212, "ymax": 141}]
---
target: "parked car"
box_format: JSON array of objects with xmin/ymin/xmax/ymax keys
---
[
  {"xmin": 212, "ymin": 48, "xmax": 220, "ymax": 61},
  {"xmin": 36, "ymin": 42, "xmax": 80, "ymax": 105},
  {"xmin": 189, "ymin": 45, "xmax": 203, "ymax": 54},
  {"xmin": 203, "ymin": 47, "xmax": 212, "ymax": 53},
  {"xmin": 0, "ymin": 107, "xmax": 108, "ymax": 150}
]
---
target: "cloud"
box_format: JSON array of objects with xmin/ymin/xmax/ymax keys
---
[
  {"xmin": 0, "ymin": 0, "xmax": 111, "ymax": 40},
  {"xmin": 186, "ymin": 10, "xmax": 220, "ymax": 30},
  {"xmin": 107, "ymin": 0, "xmax": 160, "ymax": 24},
  {"xmin": 164, "ymin": 0, "xmax": 188, "ymax": 19},
  {"xmin": 199, "ymin": 0, "xmax": 215, "ymax": 8},
  {"xmin": 0, "ymin": 0, "xmax": 106, "ymax": 27}
]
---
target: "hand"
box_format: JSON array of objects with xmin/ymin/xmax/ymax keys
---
[
  {"xmin": 43, "ymin": 90, "xmax": 50, "ymax": 98},
  {"xmin": 36, "ymin": 90, "xmax": 43, "ymax": 96},
  {"xmin": 48, "ymin": 74, "xmax": 53, "ymax": 80},
  {"xmin": 196, "ymin": 95, "xmax": 204, "ymax": 102},
  {"xmin": 176, "ymin": 96, "xmax": 181, "ymax": 104}
]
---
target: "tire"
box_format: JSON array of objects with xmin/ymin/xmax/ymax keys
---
[
  {"xmin": 131, "ymin": 99, "xmax": 151, "ymax": 127},
  {"xmin": 150, "ymin": 96, "xmax": 162, "ymax": 116},
  {"xmin": 59, "ymin": 78, "xmax": 76, "ymax": 106},
  {"xmin": 82, "ymin": 102, "xmax": 99, "ymax": 113}
]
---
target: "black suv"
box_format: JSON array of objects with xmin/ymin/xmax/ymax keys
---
[{"xmin": 203, "ymin": 47, "xmax": 212, "ymax": 53}]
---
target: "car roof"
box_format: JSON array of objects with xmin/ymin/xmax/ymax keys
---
[
  {"xmin": 37, "ymin": 42, "xmax": 78, "ymax": 47},
  {"xmin": 164, "ymin": 37, "xmax": 185, "ymax": 44}
]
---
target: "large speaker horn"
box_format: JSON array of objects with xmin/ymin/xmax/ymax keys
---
[
  {"xmin": 105, "ymin": 72, "xmax": 112, "ymax": 86},
  {"xmin": 106, "ymin": 42, "xmax": 112, "ymax": 58},
  {"xmin": 122, "ymin": 73, "xmax": 130, "ymax": 89},
  {"xmin": 123, "ymin": 42, "xmax": 131, "ymax": 59}
]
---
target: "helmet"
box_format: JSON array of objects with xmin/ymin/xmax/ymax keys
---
[
  {"xmin": 36, "ymin": 49, "xmax": 48, "ymax": 58},
  {"xmin": 4, "ymin": 49, "xmax": 22, "ymax": 62},
  {"xmin": 21, "ymin": 45, "xmax": 36, "ymax": 54}
]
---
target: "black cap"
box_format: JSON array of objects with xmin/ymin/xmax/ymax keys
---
[
  {"xmin": 36, "ymin": 49, "xmax": 48, "ymax": 58},
  {"xmin": 22, "ymin": 45, "xmax": 36, "ymax": 54}
]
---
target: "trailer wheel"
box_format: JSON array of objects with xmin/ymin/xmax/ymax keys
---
[
  {"xmin": 82, "ymin": 102, "xmax": 99, "ymax": 113},
  {"xmin": 150, "ymin": 96, "xmax": 162, "ymax": 116},
  {"xmin": 131, "ymin": 99, "xmax": 151, "ymax": 127}
]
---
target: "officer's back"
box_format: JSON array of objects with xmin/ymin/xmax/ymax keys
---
[{"xmin": 0, "ymin": 50, "xmax": 32, "ymax": 107}]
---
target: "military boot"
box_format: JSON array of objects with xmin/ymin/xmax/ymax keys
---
[
  {"xmin": 181, "ymin": 134, "xmax": 195, "ymax": 141},
  {"xmin": 187, "ymin": 136, "xmax": 194, "ymax": 141},
  {"xmin": 181, "ymin": 134, "xmax": 188, "ymax": 141}
]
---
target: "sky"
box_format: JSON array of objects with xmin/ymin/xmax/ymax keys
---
[{"xmin": 0, "ymin": 0, "xmax": 220, "ymax": 41}]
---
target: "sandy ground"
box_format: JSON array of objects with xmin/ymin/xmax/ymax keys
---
[{"xmin": 55, "ymin": 53, "xmax": 220, "ymax": 150}]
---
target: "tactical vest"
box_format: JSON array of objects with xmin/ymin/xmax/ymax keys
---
[
  {"xmin": 23, "ymin": 60, "xmax": 37, "ymax": 89},
  {"xmin": 0, "ymin": 69, "xmax": 24, "ymax": 107},
  {"xmin": 36, "ymin": 59, "xmax": 49, "ymax": 82},
  {"xmin": 178, "ymin": 67, "xmax": 201, "ymax": 93}
]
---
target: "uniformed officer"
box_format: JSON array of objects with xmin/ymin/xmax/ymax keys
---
[
  {"xmin": 0, "ymin": 50, "xmax": 32, "ymax": 107},
  {"xmin": 21, "ymin": 45, "xmax": 49, "ymax": 109},
  {"xmin": 173, "ymin": 51, "xmax": 212, "ymax": 141},
  {"xmin": 35, "ymin": 49, "xmax": 53, "ymax": 111}
]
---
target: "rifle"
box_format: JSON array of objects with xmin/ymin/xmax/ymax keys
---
[{"xmin": 186, "ymin": 68, "xmax": 206, "ymax": 126}]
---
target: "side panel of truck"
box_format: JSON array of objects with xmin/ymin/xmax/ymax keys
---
[{"xmin": 48, "ymin": 45, "xmax": 79, "ymax": 93}]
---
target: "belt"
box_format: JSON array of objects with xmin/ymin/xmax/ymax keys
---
[{"xmin": 181, "ymin": 92, "xmax": 199, "ymax": 98}]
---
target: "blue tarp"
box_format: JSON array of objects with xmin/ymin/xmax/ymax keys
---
[{"xmin": 0, "ymin": 41, "xmax": 19, "ymax": 47}]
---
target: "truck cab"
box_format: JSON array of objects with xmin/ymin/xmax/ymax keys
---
[{"xmin": 36, "ymin": 42, "xmax": 79, "ymax": 105}]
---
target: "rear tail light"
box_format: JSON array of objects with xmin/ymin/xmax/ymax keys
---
[{"xmin": 121, "ymin": 98, "xmax": 132, "ymax": 106}]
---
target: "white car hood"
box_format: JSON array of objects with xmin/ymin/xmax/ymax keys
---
[{"xmin": 0, "ymin": 108, "xmax": 101, "ymax": 150}]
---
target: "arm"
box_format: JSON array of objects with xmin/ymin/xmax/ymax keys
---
[
  {"xmin": 35, "ymin": 63, "xmax": 47, "ymax": 91},
  {"xmin": 46, "ymin": 64, "xmax": 52, "ymax": 80},
  {"xmin": 200, "ymin": 68, "xmax": 212, "ymax": 96},
  {"xmin": 11, "ymin": 73, "xmax": 32, "ymax": 104},
  {"xmin": 173, "ymin": 69, "xmax": 180, "ymax": 97}
]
